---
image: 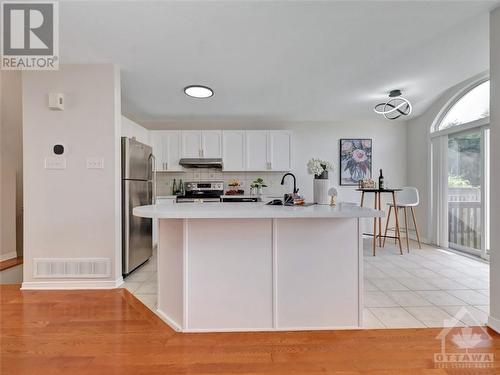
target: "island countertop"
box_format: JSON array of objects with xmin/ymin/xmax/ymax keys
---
[{"xmin": 133, "ymin": 202, "xmax": 384, "ymax": 219}]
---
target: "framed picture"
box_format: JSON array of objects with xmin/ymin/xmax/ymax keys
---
[{"xmin": 339, "ymin": 139, "xmax": 372, "ymax": 186}]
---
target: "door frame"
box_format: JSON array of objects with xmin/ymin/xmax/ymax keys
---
[{"xmin": 430, "ymin": 122, "xmax": 490, "ymax": 260}]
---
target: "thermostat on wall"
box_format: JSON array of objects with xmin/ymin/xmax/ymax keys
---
[
  {"xmin": 45, "ymin": 156, "xmax": 66, "ymax": 169},
  {"xmin": 48, "ymin": 93, "xmax": 65, "ymax": 110}
]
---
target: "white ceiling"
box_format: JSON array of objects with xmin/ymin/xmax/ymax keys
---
[{"xmin": 60, "ymin": 1, "xmax": 499, "ymax": 124}]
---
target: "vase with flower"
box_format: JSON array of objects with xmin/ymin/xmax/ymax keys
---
[{"xmin": 307, "ymin": 158, "xmax": 333, "ymax": 204}]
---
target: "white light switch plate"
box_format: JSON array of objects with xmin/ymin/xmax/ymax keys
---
[
  {"xmin": 45, "ymin": 157, "xmax": 66, "ymax": 169},
  {"xmin": 86, "ymin": 157, "xmax": 104, "ymax": 169}
]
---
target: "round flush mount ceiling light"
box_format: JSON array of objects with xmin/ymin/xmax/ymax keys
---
[
  {"xmin": 374, "ymin": 89, "xmax": 412, "ymax": 120},
  {"xmin": 184, "ymin": 85, "xmax": 214, "ymax": 99}
]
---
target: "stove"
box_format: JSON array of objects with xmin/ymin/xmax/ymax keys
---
[{"xmin": 176, "ymin": 181, "xmax": 224, "ymax": 203}]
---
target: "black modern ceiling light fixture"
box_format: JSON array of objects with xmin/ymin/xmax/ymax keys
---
[
  {"xmin": 184, "ymin": 85, "xmax": 214, "ymax": 99},
  {"xmin": 374, "ymin": 89, "xmax": 412, "ymax": 120}
]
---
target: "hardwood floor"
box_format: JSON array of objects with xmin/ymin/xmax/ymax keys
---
[
  {"xmin": 0, "ymin": 256, "xmax": 23, "ymax": 271},
  {"xmin": 1, "ymin": 285, "xmax": 499, "ymax": 374}
]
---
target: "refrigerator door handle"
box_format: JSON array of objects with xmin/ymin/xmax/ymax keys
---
[{"xmin": 149, "ymin": 153, "xmax": 157, "ymax": 204}]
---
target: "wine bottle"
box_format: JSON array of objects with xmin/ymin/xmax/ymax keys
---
[
  {"xmin": 179, "ymin": 179, "xmax": 184, "ymax": 195},
  {"xmin": 172, "ymin": 179, "xmax": 177, "ymax": 195},
  {"xmin": 378, "ymin": 169, "xmax": 384, "ymax": 190}
]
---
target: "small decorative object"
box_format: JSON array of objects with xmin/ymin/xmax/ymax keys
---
[
  {"xmin": 307, "ymin": 158, "xmax": 332, "ymax": 205},
  {"xmin": 292, "ymin": 194, "xmax": 305, "ymax": 205},
  {"xmin": 226, "ymin": 179, "xmax": 244, "ymax": 195},
  {"xmin": 283, "ymin": 193, "xmax": 294, "ymax": 205},
  {"xmin": 179, "ymin": 179, "xmax": 184, "ymax": 195},
  {"xmin": 340, "ymin": 139, "xmax": 372, "ymax": 186},
  {"xmin": 358, "ymin": 179, "xmax": 375, "ymax": 189},
  {"xmin": 378, "ymin": 169, "xmax": 384, "ymax": 190},
  {"xmin": 250, "ymin": 178, "xmax": 267, "ymax": 196},
  {"xmin": 374, "ymin": 89, "xmax": 412, "ymax": 120},
  {"xmin": 328, "ymin": 187, "xmax": 338, "ymax": 206},
  {"xmin": 172, "ymin": 178, "xmax": 178, "ymax": 195}
]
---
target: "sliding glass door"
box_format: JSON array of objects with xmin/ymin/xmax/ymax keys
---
[
  {"xmin": 446, "ymin": 128, "xmax": 489, "ymax": 258},
  {"xmin": 430, "ymin": 79, "xmax": 490, "ymax": 259}
]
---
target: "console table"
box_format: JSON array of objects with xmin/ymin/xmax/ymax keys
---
[{"xmin": 357, "ymin": 188, "xmax": 403, "ymax": 256}]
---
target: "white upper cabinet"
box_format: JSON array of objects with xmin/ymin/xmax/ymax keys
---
[
  {"xmin": 246, "ymin": 130, "xmax": 292, "ymax": 171},
  {"xmin": 269, "ymin": 131, "xmax": 292, "ymax": 171},
  {"xmin": 182, "ymin": 130, "xmax": 222, "ymax": 158},
  {"xmin": 164, "ymin": 131, "xmax": 182, "ymax": 171},
  {"xmin": 246, "ymin": 130, "xmax": 270, "ymax": 171},
  {"xmin": 151, "ymin": 131, "xmax": 182, "ymax": 171},
  {"xmin": 222, "ymin": 131, "xmax": 246, "ymax": 171},
  {"xmin": 152, "ymin": 129, "xmax": 290, "ymax": 172},
  {"xmin": 202, "ymin": 130, "xmax": 222, "ymax": 158},
  {"xmin": 150, "ymin": 131, "xmax": 165, "ymax": 171},
  {"xmin": 181, "ymin": 131, "xmax": 202, "ymax": 158}
]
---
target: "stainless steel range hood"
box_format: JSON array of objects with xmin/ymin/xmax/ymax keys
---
[{"xmin": 179, "ymin": 158, "xmax": 223, "ymax": 168}]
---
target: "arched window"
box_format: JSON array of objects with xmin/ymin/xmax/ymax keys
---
[{"xmin": 434, "ymin": 80, "xmax": 490, "ymax": 132}]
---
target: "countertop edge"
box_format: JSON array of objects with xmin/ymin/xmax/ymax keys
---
[{"xmin": 133, "ymin": 204, "xmax": 384, "ymax": 219}]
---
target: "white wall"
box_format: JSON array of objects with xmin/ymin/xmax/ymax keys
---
[
  {"xmin": 0, "ymin": 71, "xmax": 23, "ymax": 261},
  {"xmin": 22, "ymin": 64, "xmax": 122, "ymax": 288},
  {"xmin": 144, "ymin": 120, "xmax": 408, "ymax": 209},
  {"xmin": 121, "ymin": 115, "xmax": 150, "ymax": 146},
  {"xmin": 406, "ymin": 72, "xmax": 488, "ymax": 244},
  {"xmin": 489, "ymin": 6, "xmax": 500, "ymax": 333}
]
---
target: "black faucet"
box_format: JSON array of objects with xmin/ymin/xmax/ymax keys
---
[{"xmin": 281, "ymin": 173, "xmax": 298, "ymax": 194}]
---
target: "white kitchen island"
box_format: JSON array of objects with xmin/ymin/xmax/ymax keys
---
[{"xmin": 133, "ymin": 202, "xmax": 383, "ymax": 332}]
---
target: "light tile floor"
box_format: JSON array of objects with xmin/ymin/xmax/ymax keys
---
[
  {"xmin": 363, "ymin": 239, "xmax": 490, "ymax": 328},
  {"xmin": 121, "ymin": 249, "xmax": 158, "ymax": 312},
  {"xmin": 121, "ymin": 239, "xmax": 490, "ymax": 329}
]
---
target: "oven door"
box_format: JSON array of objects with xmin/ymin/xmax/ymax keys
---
[{"xmin": 176, "ymin": 197, "xmax": 221, "ymax": 203}]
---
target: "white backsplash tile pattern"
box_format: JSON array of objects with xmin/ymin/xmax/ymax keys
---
[{"xmin": 155, "ymin": 169, "xmax": 292, "ymax": 197}]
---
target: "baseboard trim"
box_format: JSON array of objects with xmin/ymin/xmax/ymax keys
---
[
  {"xmin": 155, "ymin": 308, "xmax": 361, "ymax": 333},
  {"xmin": 181, "ymin": 325, "xmax": 361, "ymax": 333},
  {"xmin": 21, "ymin": 277, "xmax": 124, "ymax": 290},
  {"xmin": 488, "ymin": 315, "xmax": 500, "ymax": 334},
  {"xmin": 156, "ymin": 309, "xmax": 182, "ymax": 332},
  {"xmin": 0, "ymin": 251, "xmax": 18, "ymax": 262}
]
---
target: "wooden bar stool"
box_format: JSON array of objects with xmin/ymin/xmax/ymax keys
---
[{"xmin": 383, "ymin": 186, "xmax": 422, "ymax": 252}]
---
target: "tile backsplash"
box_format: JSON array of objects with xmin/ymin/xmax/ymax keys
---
[{"xmin": 155, "ymin": 169, "xmax": 292, "ymax": 197}]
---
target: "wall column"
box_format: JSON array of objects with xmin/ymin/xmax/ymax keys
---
[{"xmin": 489, "ymin": 6, "xmax": 500, "ymax": 333}]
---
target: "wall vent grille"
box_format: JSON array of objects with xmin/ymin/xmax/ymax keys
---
[{"xmin": 33, "ymin": 258, "xmax": 111, "ymax": 278}]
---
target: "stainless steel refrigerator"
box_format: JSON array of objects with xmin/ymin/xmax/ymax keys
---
[{"xmin": 122, "ymin": 137, "xmax": 154, "ymax": 276}]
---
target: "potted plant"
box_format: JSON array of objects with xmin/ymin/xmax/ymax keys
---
[{"xmin": 250, "ymin": 178, "xmax": 267, "ymax": 196}]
